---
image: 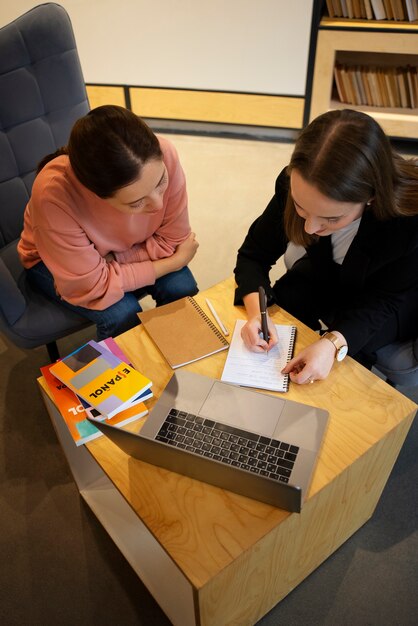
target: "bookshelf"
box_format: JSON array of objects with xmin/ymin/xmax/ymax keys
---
[{"xmin": 309, "ymin": 17, "xmax": 418, "ymax": 138}]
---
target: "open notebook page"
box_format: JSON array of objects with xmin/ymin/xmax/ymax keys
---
[{"xmin": 221, "ymin": 319, "xmax": 296, "ymax": 392}]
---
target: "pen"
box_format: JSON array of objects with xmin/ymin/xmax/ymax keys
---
[
  {"xmin": 258, "ymin": 286, "xmax": 269, "ymax": 342},
  {"xmin": 205, "ymin": 298, "xmax": 229, "ymax": 336}
]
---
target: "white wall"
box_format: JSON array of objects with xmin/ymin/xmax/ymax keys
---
[{"xmin": 0, "ymin": 1, "xmax": 313, "ymax": 96}]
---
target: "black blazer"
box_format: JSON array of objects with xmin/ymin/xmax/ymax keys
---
[{"xmin": 234, "ymin": 169, "xmax": 418, "ymax": 355}]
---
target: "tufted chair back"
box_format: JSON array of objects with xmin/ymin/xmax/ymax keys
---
[{"xmin": 0, "ymin": 3, "xmax": 91, "ymax": 360}]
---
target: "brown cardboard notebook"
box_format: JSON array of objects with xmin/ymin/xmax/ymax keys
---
[{"xmin": 138, "ymin": 297, "xmax": 229, "ymax": 368}]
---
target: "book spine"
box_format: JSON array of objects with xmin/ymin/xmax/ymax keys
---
[{"xmin": 187, "ymin": 297, "xmax": 229, "ymax": 346}]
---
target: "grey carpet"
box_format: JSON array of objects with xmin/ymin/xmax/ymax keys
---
[{"xmin": 1, "ymin": 330, "xmax": 416, "ymax": 626}]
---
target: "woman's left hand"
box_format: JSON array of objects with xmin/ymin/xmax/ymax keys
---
[{"xmin": 281, "ymin": 338, "xmax": 336, "ymax": 385}]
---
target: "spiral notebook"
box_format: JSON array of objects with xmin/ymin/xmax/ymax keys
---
[
  {"xmin": 138, "ymin": 296, "xmax": 229, "ymax": 368},
  {"xmin": 221, "ymin": 319, "xmax": 297, "ymax": 392}
]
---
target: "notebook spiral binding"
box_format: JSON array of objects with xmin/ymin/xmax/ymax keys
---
[
  {"xmin": 187, "ymin": 297, "xmax": 229, "ymax": 346},
  {"xmin": 283, "ymin": 325, "xmax": 297, "ymax": 392}
]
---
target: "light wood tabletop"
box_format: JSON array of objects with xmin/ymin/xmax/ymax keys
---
[{"xmin": 39, "ymin": 276, "xmax": 417, "ymax": 626}]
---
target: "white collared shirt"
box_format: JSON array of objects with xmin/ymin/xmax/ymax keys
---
[
  {"xmin": 331, "ymin": 217, "xmax": 361, "ymax": 264},
  {"xmin": 284, "ymin": 217, "xmax": 362, "ymax": 269}
]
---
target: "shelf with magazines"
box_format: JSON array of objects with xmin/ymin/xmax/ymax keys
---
[{"xmin": 309, "ymin": 15, "xmax": 418, "ymax": 138}]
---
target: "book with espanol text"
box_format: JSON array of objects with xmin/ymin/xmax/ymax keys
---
[
  {"xmin": 77, "ymin": 387, "xmax": 152, "ymax": 419},
  {"xmin": 77, "ymin": 337, "xmax": 153, "ymax": 418},
  {"xmin": 221, "ymin": 319, "xmax": 297, "ymax": 393},
  {"xmin": 49, "ymin": 340, "xmax": 152, "ymax": 418},
  {"xmin": 138, "ymin": 296, "xmax": 229, "ymax": 368},
  {"xmin": 41, "ymin": 363, "xmax": 149, "ymax": 446}
]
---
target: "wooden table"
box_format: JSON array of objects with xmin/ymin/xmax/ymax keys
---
[{"xmin": 39, "ymin": 277, "xmax": 417, "ymax": 626}]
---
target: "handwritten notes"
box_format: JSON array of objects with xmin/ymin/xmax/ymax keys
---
[{"xmin": 221, "ymin": 319, "xmax": 296, "ymax": 392}]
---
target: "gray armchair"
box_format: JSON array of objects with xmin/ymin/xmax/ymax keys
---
[
  {"xmin": 0, "ymin": 3, "xmax": 92, "ymax": 361},
  {"xmin": 374, "ymin": 338, "xmax": 418, "ymax": 388}
]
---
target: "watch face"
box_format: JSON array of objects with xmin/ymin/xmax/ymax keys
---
[{"xmin": 336, "ymin": 345, "xmax": 348, "ymax": 361}]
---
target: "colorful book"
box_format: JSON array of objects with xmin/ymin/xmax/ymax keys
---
[
  {"xmin": 77, "ymin": 338, "xmax": 153, "ymax": 418},
  {"xmin": 101, "ymin": 401, "xmax": 148, "ymax": 429},
  {"xmin": 76, "ymin": 390, "xmax": 154, "ymax": 423},
  {"xmin": 49, "ymin": 340, "xmax": 152, "ymax": 418},
  {"xmin": 41, "ymin": 363, "xmax": 102, "ymax": 446},
  {"xmin": 100, "ymin": 337, "xmax": 153, "ymax": 405},
  {"xmin": 100, "ymin": 336, "xmax": 133, "ymax": 365},
  {"xmin": 41, "ymin": 363, "xmax": 149, "ymax": 446}
]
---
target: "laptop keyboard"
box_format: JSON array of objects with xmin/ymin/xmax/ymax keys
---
[{"xmin": 155, "ymin": 408, "xmax": 300, "ymax": 484}]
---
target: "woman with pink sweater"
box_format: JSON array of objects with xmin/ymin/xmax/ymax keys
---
[{"xmin": 18, "ymin": 105, "xmax": 199, "ymax": 340}]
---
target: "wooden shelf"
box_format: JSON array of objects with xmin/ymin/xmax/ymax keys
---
[
  {"xmin": 321, "ymin": 17, "xmax": 418, "ymax": 31},
  {"xmin": 330, "ymin": 99, "xmax": 418, "ymax": 136},
  {"xmin": 309, "ymin": 21, "xmax": 418, "ymax": 138}
]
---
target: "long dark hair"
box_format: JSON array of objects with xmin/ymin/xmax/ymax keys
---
[
  {"xmin": 37, "ymin": 105, "xmax": 162, "ymax": 197},
  {"xmin": 284, "ymin": 109, "xmax": 418, "ymax": 246}
]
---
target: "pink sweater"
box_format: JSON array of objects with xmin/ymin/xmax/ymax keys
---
[{"xmin": 18, "ymin": 136, "xmax": 191, "ymax": 310}]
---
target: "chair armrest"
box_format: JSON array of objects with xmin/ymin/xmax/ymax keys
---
[{"xmin": 0, "ymin": 257, "xmax": 26, "ymax": 324}]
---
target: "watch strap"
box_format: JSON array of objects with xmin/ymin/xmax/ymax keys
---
[
  {"xmin": 322, "ymin": 331, "xmax": 342, "ymax": 351},
  {"xmin": 322, "ymin": 331, "xmax": 348, "ymax": 361}
]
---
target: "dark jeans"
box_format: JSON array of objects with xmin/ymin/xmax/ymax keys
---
[
  {"xmin": 27, "ymin": 261, "xmax": 198, "ymax": 340},
  {"xmin": 272, "ymin": 257, "xmax": 399, "ymax": 368}
]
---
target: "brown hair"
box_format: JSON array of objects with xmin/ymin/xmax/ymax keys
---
[
  {"xmin": 284, "ymin": 109, "xmax": 418, "ymax": 246},
  {"xmin": 37, "ymin": 105, "xmax": 162, "ymax": 198}
]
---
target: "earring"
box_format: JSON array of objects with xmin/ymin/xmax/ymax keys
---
[{"xmin": 366, "ymin": 201, "xmax": 372, "ymax": 207}]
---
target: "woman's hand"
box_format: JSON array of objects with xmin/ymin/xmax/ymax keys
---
[
  {"xmin": 172, "ymin": 232, "xmax": 199, "ymax": 267},
  {"xmin": 281, "ymin": 337, "xmax": 336, "ymax": 384},
  {"xmin": 241, "ymin": 291, "xmax": 277, "ymax": 352},
  {"xmin": 241, "ymin": 316, "xmax": 278, "ymax": 353},
  {"xmin": 152, "ymin": 232, "xmax": 199, "ymax": 278}
]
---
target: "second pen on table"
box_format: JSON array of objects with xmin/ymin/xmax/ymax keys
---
[{"xmin": 205, "ymin": 298, "xmax": 229, "ymax": 336}]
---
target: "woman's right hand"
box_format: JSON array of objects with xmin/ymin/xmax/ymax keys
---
[
  {"xmin": 152, "ymin": 232, "xmax": 199, "ymax": 278},
  {"xmin": 173, "ymin": 232, "xmax": 199, "ymax": 267},
  {"xmin": 241, "ymin": 316, "xmax": 278, "ymax": 353}
]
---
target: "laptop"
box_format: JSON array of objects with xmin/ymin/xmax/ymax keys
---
[{"xmin": 90, "ymin": 370, "xmax": 329, "ymax": 512}]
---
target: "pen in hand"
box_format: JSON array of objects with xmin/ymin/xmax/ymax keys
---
[{"xmin": 258, "ymin": 286, "xmax": 270, "ymax": 343}]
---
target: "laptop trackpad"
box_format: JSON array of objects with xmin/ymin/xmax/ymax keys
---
[{"xmin": 199, "ymin": 381, "xmax": 286, "ymax": 438}]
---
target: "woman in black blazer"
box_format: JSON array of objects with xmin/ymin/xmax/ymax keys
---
[{"xmin": 234, "ymin": 109, "xmax": 418, "ymax": 384}]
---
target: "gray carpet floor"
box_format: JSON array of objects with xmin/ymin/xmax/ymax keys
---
[{"xmin": 1, "ymin": 326, "xmax": 417, "ymax": 626}]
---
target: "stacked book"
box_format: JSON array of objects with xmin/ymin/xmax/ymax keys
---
[
  {"xmin": 325, "ymin": 0, "xmax": 418, "ymax": 21},
  {"xmin": 41, "ymin": 337, "xmax": 153, "ymax": 446},
  {"xmin": 334, "ymin": 62, "xmax": 418, "ymax": 108}
]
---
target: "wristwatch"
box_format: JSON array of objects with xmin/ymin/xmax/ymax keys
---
[{"xmin": 322, "ymin": 332, "xmax": 348, "ymax": 362}]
